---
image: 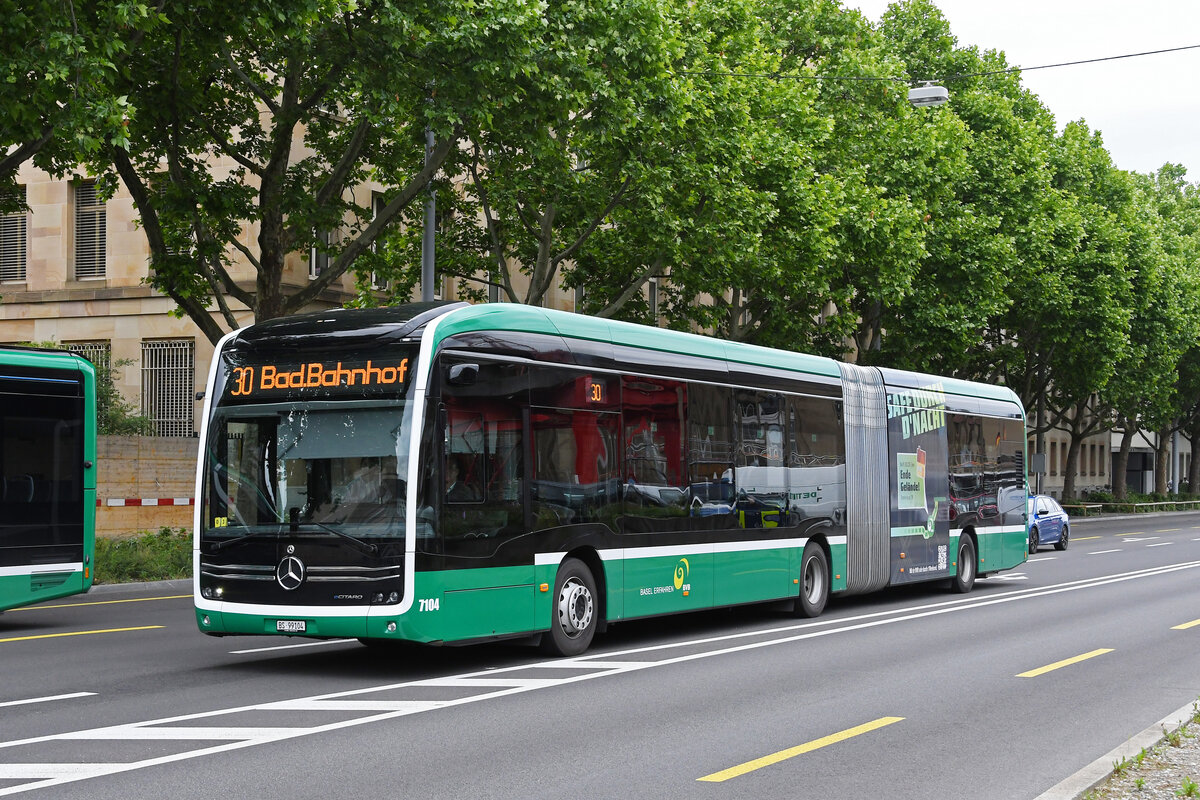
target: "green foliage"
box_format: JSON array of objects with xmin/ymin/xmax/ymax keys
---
[
  {"xmin": 94, "ymin": 527, "xmax": 191, "ymax": 584},
  {"xmin": 94, "ymin": 357, "xmax": 154, "ymax": 436},
  {"xmin": 0, "ymin": 0, "xmax": 159, "ymax": 202},
  {"xmin": 8, "ymin": 0, "xmax": 1200, "ymax": 500},
  {"xmin": 1178, "ymin": 776, "xmax": 1200, "ymax": 797}
]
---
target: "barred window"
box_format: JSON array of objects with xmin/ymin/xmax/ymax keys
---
[
  {"xmin": 0, "ymin": 185, "xmax": 26, "ymax": 282},
  {"xmin": 141, "ymin": 339, "xmax": 195, "ymax": 437},
  {"xmin": 65, "ymin": 340, "xmax": 111, "ymax": 373},
  {"xmin": 74, "ymin": 181, "xmax": 106, "ymax": 279},
  {"xmin": 67, "ymin": 340, "xmax": 113, "ymax": 422}
]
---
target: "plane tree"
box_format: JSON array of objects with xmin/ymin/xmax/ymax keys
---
[
  {"xmin": 92, "ymin": 0, "xmax": 550, "ymax": 342},
  {"xmin": 0, "ymin": 0, "xmax": 158, "ymax": 210}
]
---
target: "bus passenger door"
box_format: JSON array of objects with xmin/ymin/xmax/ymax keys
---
[{"xmin": 435, "ymin": 359, "xmax": 536, "ymax": 640}]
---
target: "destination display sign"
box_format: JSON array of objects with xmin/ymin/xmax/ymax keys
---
[{"xmin": 223, "ymin": 357, "xmax": 412, "ymax": 400}]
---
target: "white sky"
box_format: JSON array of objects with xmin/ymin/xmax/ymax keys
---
[{"xmin": 847, "ymin": 1, "xmax": 1200, "ymax": 180}]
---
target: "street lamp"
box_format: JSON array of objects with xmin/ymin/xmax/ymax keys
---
[{"xmin": 908, "ymin": 82, "xmax": 950, "ymax": 108}]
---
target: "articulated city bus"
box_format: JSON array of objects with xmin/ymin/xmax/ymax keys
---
[
  {"xmin": 194, "ymin": 302, "xmax": 1027, "ymax": 655},
  {"xmin": 0, "ymin": 345, "xmax": 97, "ymax": 612}
]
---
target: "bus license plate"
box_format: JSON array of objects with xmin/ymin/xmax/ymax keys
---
[{"xmin": 276, "ymin": 620, "xmax": 306, "ymax": 633}]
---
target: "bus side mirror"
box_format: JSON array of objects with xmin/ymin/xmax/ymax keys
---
[{"xmin": 448, "ymin": 363, "xmax": 479, "ymax": 386}]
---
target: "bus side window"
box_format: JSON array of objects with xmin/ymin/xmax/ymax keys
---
[{"xmin": 686, "ymin": 382, "xmax": 737, "ymax": 531}]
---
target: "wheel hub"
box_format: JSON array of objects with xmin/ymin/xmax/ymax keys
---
[{"xmin": 557, "ymin": 577, "xmax": 593, "ymax": 636}]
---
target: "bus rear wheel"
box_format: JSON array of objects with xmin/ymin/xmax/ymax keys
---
[
  {"xmin": 542, "ymin": 557, "xmax": 597, "ymax": 657},
  {"xmin": 951, "ymin": 534, "xmax": 976, "ymax": 594},
  {"xmin": 793, "ymin": 541, "xmax": 829, "ymax": 618}
]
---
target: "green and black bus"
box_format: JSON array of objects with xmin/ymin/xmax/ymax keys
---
[
  {"xmin": 0, "ymin": 345, "xmax": 97, "ymax": 612},
  {"xmin": 194, "ymin": 302, "xmax": 1028, "ymax": 655}
]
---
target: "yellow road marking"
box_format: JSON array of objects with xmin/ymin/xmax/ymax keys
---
[
  {"xmin": 1156, "ymin": 528, "xmax": 1181, "ymax": 533},
  {"xmin": 1172, "ymin": 619, "xmax": 1200, "ymax": 630},
  {"xmin": 0, "ymin": 626, "xmax": 163, "ymax": 643},
  {"xmin": 1017, "ymin": 649, "xmax": 1113, "ymax": 678},
  {"xmin": 9, "ymin": 594, "xmax": 190, "ymax": 612},
  {"xmin": 697, "ymin": 717, "xmax": 904, "ymax": 782},
  {"xmin": 1073, "ymin": 536, "xmax": 1102, "ymax": 541}
]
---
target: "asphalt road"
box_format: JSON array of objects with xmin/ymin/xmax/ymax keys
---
[{"xmin": 3, "ymin": 512, "xmax": 1200, "ymax": 799}]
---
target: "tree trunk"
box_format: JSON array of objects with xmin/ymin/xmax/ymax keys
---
[
  {"xmin": 1154, "ymin": 428, "xmax": 1169, "ymax": 495},
  {"xmin": 1188, "ymin": 419, "xmax": 1200, "ymax": 496},
  {"xmin": 1113, "ymin": 427, "xmax": 1134, "ymax": 501},
  {"xmin": 1062, "ymin": 437, "xmax": 1081, "ymax": 501}
]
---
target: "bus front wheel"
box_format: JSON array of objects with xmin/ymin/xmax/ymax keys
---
[
  {"xmin": 793, "ymin": 541, "xmax": 829, "ymax": 618},
  {"xmin": 542, "ymin": 557, "xmax": 598, "ymax": 657}
]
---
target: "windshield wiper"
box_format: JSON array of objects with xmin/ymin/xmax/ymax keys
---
[
  {"xmin": 207, "ymin": 520, "xmax": 379, "ymax": 556},
  {"xmin": 209, "ymin": 526, "xmax": 285, "ymax": 552},
  {"xmin": 293, "ymin": 521, "xmax": 380, "ymax": 555}
]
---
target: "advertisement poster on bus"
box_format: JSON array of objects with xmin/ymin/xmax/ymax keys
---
[{"xmin": 887, "ymin": 384, "xmax": 950, "ymax": 584}]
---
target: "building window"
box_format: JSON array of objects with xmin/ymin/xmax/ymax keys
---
[
  {"xmin": 310, "ymin": 229, "xmax": 331, "ymax": 279},
  {"xmin": 141, "ymin": 339, "xmax": 195, "ymax": 437},
  {"xmin": 67, "ymin": 340, "xmax": 113, "ymax": 421},
  {"xmin": 368, "ymin": 193, "xmax": 387, "ymax": 290},
  {"xmin": 1099, "ymin": 444, "xmax": 1106, "ymax": 476},
  {"xmin": 66, "ymin": 340, "xmax": 111, "ymax": 373},
  {"xmin": 648, "ymin": 277, "xmax": 659, "ymax": 324},
  {"xmin": 0, "ymin": 185, "xmax": 27, "ymax": 282},
  {"xmin": 74, "ymin": 180, "xmax": 106, "ymax": 279}
]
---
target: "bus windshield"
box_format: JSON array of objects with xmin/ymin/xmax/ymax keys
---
[{"xmin": 201, "ymin": 403, "xmax": 411, "ymax": 542}]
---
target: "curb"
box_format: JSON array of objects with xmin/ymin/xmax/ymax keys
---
[
  {"xmin": 88, "ymin": 578, "xmax": 191, "ymax": 595},
  {"xmin": 1034, "ymin": 697, "xmax": 1200, "ymax": 799}
]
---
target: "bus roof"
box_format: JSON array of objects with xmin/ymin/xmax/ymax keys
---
[
  {"xmin": 433, "ymin": 302, "xmax": 842, "ymax": 381},
  {"xmin": 433, "ymin": 303, "xmax": 1022, "ymax": 408}
]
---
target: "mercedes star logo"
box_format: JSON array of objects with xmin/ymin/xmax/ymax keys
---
[{"xmin": 276, "ymin": 555, "xmax": 305, "ymax": 591}]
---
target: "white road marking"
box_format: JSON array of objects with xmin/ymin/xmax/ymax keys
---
[
  {"xmin": 1088, "ymin": 549, "xmax": 1122, "ymax": 555},
  {"xmin": 0, "ymin": 693, "xmax": 95, "ymax": 709},
  {"xmin": 1147, "ymin": 542, "xmax": 1174, "ymax": 548},
  {"xmin": 229, "ymin": 638, "xmax": 355, "ymax": 654}
]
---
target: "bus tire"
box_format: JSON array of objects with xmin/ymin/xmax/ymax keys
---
[
  {"xmin": 793, "ymin": 541, "xmax": 829, "ymax": 618},
  {"xmin": 542, "ymin": 557, "xmax": 597, "ymax": 657},
  {"xmin": 951, "ymin": 534, "xmax": 976, "ymax": 594}
]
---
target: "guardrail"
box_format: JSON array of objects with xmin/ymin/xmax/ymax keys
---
[{"xmin": 1062, "ymin": 500, "xmax": 1200, "ymax": 515}]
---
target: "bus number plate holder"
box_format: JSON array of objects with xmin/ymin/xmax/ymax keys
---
[{"xmin": 276, "ymin": 620, "xmax": 306, "ymax": 633}]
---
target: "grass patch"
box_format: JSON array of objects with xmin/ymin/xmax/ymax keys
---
[{"xmin": 94, "ymin": 527, "xmax": 192, "ymax": 584}]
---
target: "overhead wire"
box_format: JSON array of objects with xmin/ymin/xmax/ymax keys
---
[{"xmin": 674, "ymin": 43, "xmax": 1200, "ymax": 86}]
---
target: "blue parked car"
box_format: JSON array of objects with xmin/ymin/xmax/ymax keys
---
[{"xmin": 1028, "ymin": 494, "xmax": 1070, "ymax": 553}]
